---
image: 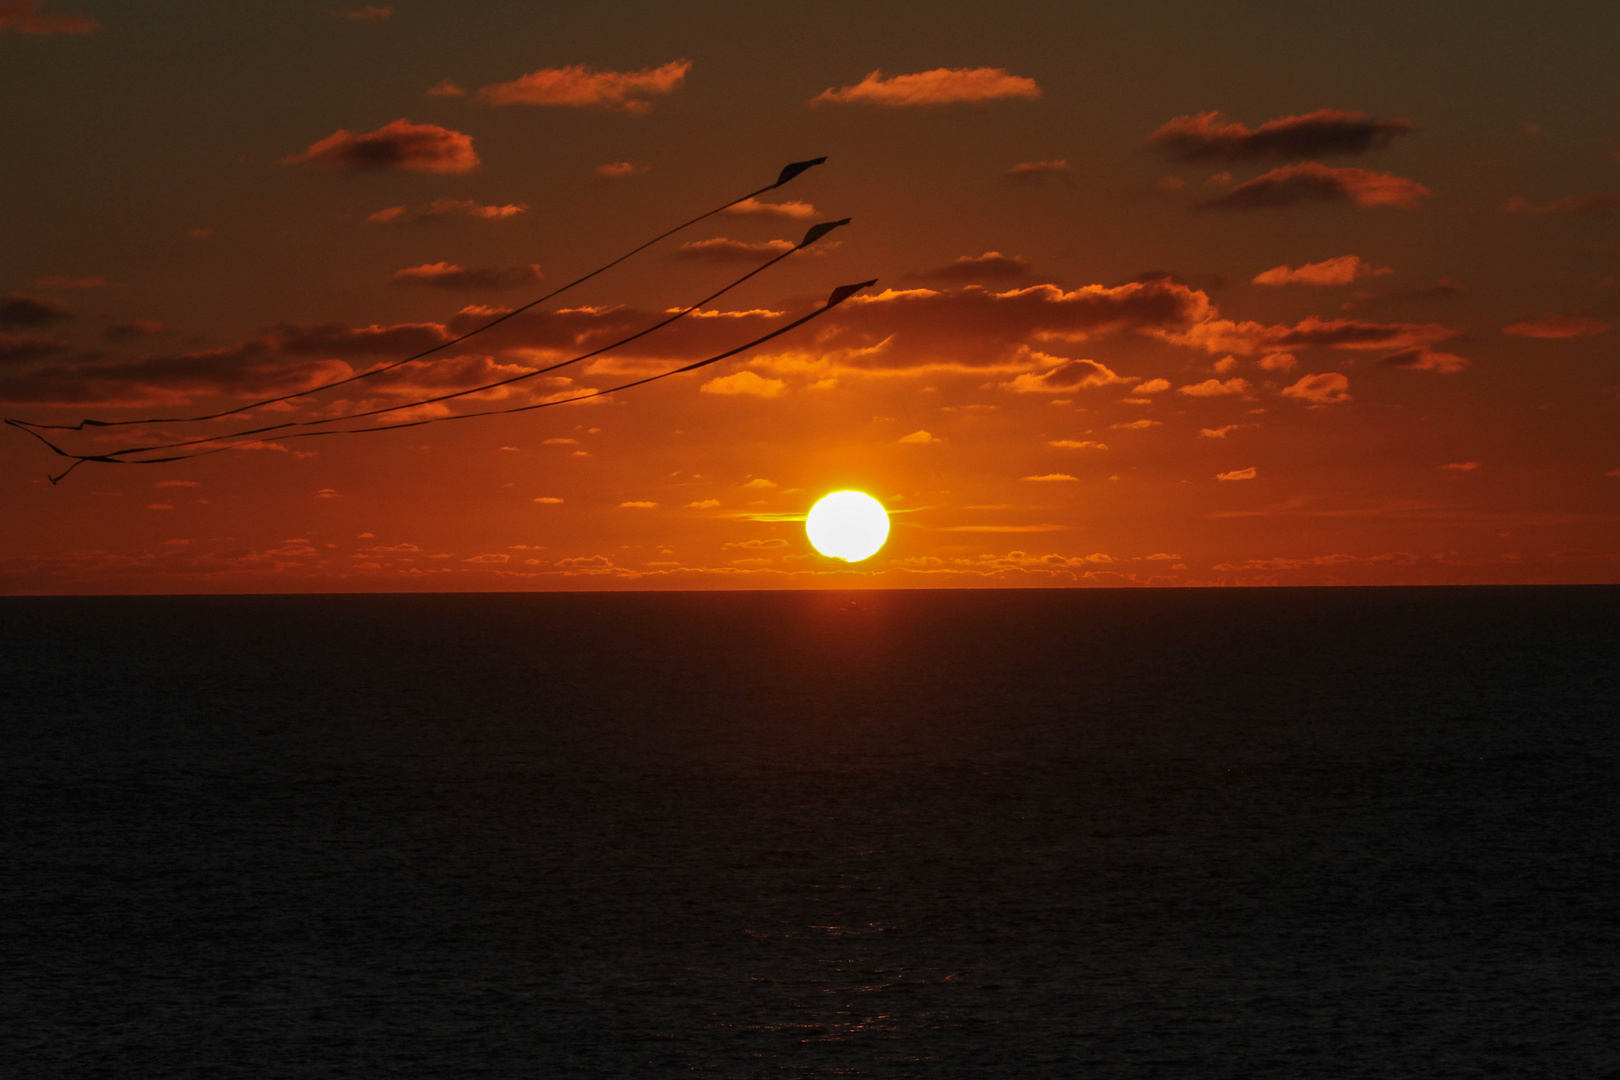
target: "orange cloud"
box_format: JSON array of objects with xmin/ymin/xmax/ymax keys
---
[
  {"xmin": 1147, "ymin": 109, "xmax": 1412, "ymax": 160},
  {"xmin": 0, "ymin": 0, "xmax": 97, "ymax": 34},
  {"xmin": 1216, "ymin": 467, "xmax": 1258, "ymax": 481},
  {"xmin": 673, "ymin": 237, "xmax": 796, "ymax": 262},
  {"xmin": 1022, "ymin": 473, "xmax": 1078, "ymax": 482},
  {"xmin": 1002, "ymin": 357, "xmax": 1133, "ymax": 392},
  {"xmin": 1501, "ymin": 313, "xmax": 1610, "ymax": 338},
  {"xmin": 810, "ymin": 67, "xmax": 1041, "ymax": 107},
  {"xmin": 723, "ymin": 197, "xmax": 816, "ymax": 220},
  {"xmin": 1279, "ymin": 372, "xmax": 1351, "ymax": 404},
  {"xmin": 1500, "ymin": 193, "xmax": 1619, "ymax": 214},
  {"xmin": 1380, "ymin": 346, "xmax": 1470, "ymax": 373},
  {"xmin": 392, "ymin": 263, "xmax": 543, "ymax": 290},
  {"xmin": 366, "ymin": 199, "xmax": 527, "ymax": 224},
  {"xmin": 1252, "ymin": 255, "xmax": 1392, "ymax": 286},
  {"xmin": 281, "ymin": 119, "xmax": 479, "ymax": 173},
  {"xmin": 1177, "ymin": 377, "xmax": 1249, "ymax": 397},
  {"xmin": 594, "ymin": 161, "xmax": 649, "ymax": 179},
  {"xmin": 1005, "ymin": 160, "xmax": 1071, "ymax": 184},
  {"xmin": 1440, "ymin": 462, "xmax": 1480, "ymax": 471},
  {"xmin": 477, "ymin": 60, "xmax": 691, "ymax": 116},
  {"xmin": 902, "ymin": 252, "xmax": 1033, "ymax": 286},
  {"xmin": 1199, "ymin": 163, "xmax": 1430, "ymax": 210},
  {"xmin": 700, "ymin": 371, "xmax": 785, "ymax": 397},
  {"xmin": 1173, "ymin": 314, "xmax": 1458, "ymax": 355}
]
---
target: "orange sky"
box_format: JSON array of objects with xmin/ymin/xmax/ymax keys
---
[{"xmin": 2, "ymin": 1, "xmax": 1617, "ymax": 592}]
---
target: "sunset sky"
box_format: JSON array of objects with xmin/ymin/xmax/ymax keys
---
[{"xmin": 3, "ymin": 0, "xmax": 1617, "ymax": 591}]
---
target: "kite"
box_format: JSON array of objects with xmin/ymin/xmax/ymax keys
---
[{"xmin": 6, "ymin": 158, "xmax": 875, "ymax": 482}]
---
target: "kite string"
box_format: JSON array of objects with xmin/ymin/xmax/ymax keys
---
[{"xmin": 12, "ymin": 157, "xmax": 829, "ymax": 433}]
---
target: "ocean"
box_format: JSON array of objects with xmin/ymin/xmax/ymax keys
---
[{"xmin": 2, "ymin": 587, "xmax": 1616, "ymax": 1078}]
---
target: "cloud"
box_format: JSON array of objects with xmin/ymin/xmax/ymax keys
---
[
  {"xmin": 268, "ymin": 320, "xmax": 450, "ymax": 357},
  {"xmin": 105, "ymin": 320, "xmax": 168, "ymax": 341},
  {"xmin": 594, "ymin": 161, "xmax": 649, "ymax": 179},
  {"xmin": 810, "ymin": 67, "xmax": 1041, "ymax": 107},
  {"xmin": 392, "ymin": 263, "xmax": 543, "ymax": 290},
  {"xmin": 555, "ymin": 555, "xmax": 616, "ymax": 570},
  {"xmin": 334, "ymin": 5, "xmax": 390, "ymax": 19},
  {"xmin": 1178, "ymin": 377, "xmax": 1249, "ymax": 397},
  {"xmin": 1501, "ymin": 193, "xmax": 1619, "ymax": 214},
  {"xmin": 0, "ymin": 0, "xmax": 98, "ymax": 34},
  {"xmin": 477, "ymin": 60, "xmax": 691, "ymax": 115},
  {"xmin": 1022, "ymin": 473, "xmax": 1078, "ymax": 482},
  {"xmin": 1134, "ymin": 378, "xmax": 1171, "ymax": 394},
  {"xmin": 898, "ymin": 429, "xmax": 938, "ymax": 443},
  {"xmin": 740, "ymin": 478, "xmax": 776, "ymax": 488},
  {"xmin": 1002, "ymin": 356, "xmax": 1133, "ymax": 393},
  {"xmin": 0, "ymin": 293, "xmax": 71, "ymax": 327},
  {"xmin": 0, "ymin": 332, "xmax": 73, "ymax": 365},
  {"xmin": 281, "ymin": 119, "xmax": 479, "ymax": 173},
  {"xmin": 687, "ymin": 499, "xmax": 721, "ymax": 509},
  {"xmin": 723, "ymin": 197, "xmax": 816, "ymax": 219},
  {"xmin": 1199, "ymin": 425, "xmax": 1239, "ymax": 438},
  {"xmin": 1501, "ymin": 313, "xmax": 1610, "ymax": 338},
  {"xmin": 1147, "ymin": 109, "xmax": 1413, "ymax": 161},
  {"xmin": 902, "ymin": 252, "xmax": 1033, "ymax": 286},
  {"xmin": 1252, "ymin": 255, "xmax": 1392, "ymax": 286},
  {"xmin": 1199, "ymin": 163, "xmax": 1430, "ymax": 210},
  {"xmin": 1440, "ymin": 462, "xmax": 1479, "ymax": 471},
  {"xmin": 1005, "ymin": 159, "xmax": 1071, "ymax": 184},
  {"xmin": 462, "ymin": 553, "xmax": 508, "ymax": 564},
  {"xmin": 701, "ymin": 370, "xmax": 785, "ymax": 397},
  {"xmin": 425, "ymin": 79, "xmax": 465, "ymax": 97},
  {"xmin": 673, "ymin": 237, "xmax": 796, "ymax": 262},
  {"xmin": 1216, "ymin": 467, "xmax": 1258, "ymax": 481},
  {"xmin": 619, "ymin": 501, "xmax": 657, "ymax": 509},
  {"xmin": 1379, "ymin": 346, "xmax": 1470, "ymax": 373},
  {"xmin": 533, "ymin": 497, "xmax": 564, "ymax": 504},
  {"xmin": 1111, "ymin": 419, "xmax": 1161, "ymax": 430},
  {"xmin": 0, "ymin": 342, "xmax": 347, "ymax": 404},
  {"xmin": 1048, "ymin": 439, "xmax": 1107, "ymax": 450},
  {"xmin": 366, "ymin": 199, "xmax": 527, "ymax": 224},
  {"xmin": 806, "ymin": 280, "xmax": 1212, "ymax": 372},
  {"xmin": 1174, "ymin": 313, "xmax": 1459, "ymax": 356},
  {"xmin": 1279, "ymin": 372, "xmax": 1351, "ymax": 404}
]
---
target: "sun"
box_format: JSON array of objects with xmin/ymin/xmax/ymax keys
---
[{"xmin": 805, "ymin": 491, "xmax": 889, "ymax": 562}]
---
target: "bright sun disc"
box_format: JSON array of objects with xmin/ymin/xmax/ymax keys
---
[{"xmin": 806, "ymin": 491, "xmax": 889, "ymax": 562}]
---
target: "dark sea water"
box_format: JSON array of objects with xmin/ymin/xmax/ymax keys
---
[{"xmin": 2, "ymin": 587, "xmax": 1617, "ymax": 1078}]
